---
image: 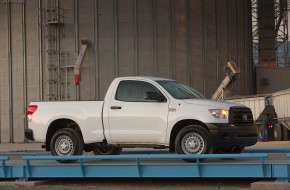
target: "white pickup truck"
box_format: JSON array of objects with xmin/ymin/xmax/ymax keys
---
[{"xmin": 25, "ymin": 76, "xmax": 257, "ymax": 162}]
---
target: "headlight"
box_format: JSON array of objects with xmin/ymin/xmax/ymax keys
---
[{"xmin": 209, "ymin": 109, "xmax": 229, "ymax": 119}]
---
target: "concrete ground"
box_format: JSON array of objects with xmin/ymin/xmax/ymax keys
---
[
  {"xmin": 0, "ymin": 141, "xmax": 289, "ymax": 190},
  {"xmin": 0, "ymin": 142, "xmax": 43, "ymax": 152},
  {"xmin": 0, "ymin": 178, "xmax": 259, "ymax": 190}
]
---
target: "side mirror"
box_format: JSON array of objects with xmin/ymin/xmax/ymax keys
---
[{"xmin": 145, "ymin": 92, "xmax": 166, "ymax": 102}]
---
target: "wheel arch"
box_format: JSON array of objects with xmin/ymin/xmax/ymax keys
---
[
  {"xmin": 46, "ymin": 118, "xmax": 83, "ymax": 151},
  {"xmin": 169, "ymin": 119, "xmax": 209, "ymax": 152}
]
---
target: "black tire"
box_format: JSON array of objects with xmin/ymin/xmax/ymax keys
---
[
  {"xmin": 50, "ymin": 128, "xmax": 84, "ymax": 163},
  {"xmin": 257, "ymin": 125, "xmax": 263, "ymax": 141},
  {"xmin": 93, "ymin": 147, "xmax": 122, "ymax": 155},
  {"xmin": 213, "ymin": 146, "xmax": 245, "ymax": 154},
  {"xmin": 282, "ymin": 125, "xmax": 289, "ymax": 141},
  {"xmin": 175, "ymin": 125, "xmax": 211, "ymax": 162},
  {"xmin": 273, "ymin": 124, "xmax": 282, "ymax": 141}
]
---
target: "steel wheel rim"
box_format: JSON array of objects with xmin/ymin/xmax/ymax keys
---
[
  {"xmin": 55, "ymin": 135, "xmax": 74, "ymax": 156},
  {"xmin": 181, "ymin": 132, "xmax": 205, "ymax": 154}
]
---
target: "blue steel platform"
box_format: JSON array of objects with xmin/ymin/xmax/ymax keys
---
[{"xmin": 0, "ymin": 149, "xmax": 289, "ymax": 181}]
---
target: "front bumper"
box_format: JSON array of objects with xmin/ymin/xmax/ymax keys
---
[
  {"xmin": 206, "ymin": 123, "xmax": 258, "ymax": 149},
  {"xmin": 25, "ymin": 129, "xmax": 35, "ymax": 141}
]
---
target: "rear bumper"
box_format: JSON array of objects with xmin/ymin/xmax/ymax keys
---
[
  {"xmin": 206, "ymin": 123, "xmax": 258, "ymax": 149},
  {"xmin": 25, "ymin": 129, "xmax": 35, "ymax": 141}
]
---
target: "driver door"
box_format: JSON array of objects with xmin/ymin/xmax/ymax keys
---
[{"xmin": 108, "ymin": 80, "xmax": 169, "ymax": 144}]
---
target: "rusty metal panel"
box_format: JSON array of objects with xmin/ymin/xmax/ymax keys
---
[
  {"xmin": 173, "ymin": 0, "xmax": 188, "ymax": 84},
  {"xmin": 189, "ymin": 0, "xmax": 203, "ymax": 93},
  {"xmin": 237, "ymin": 0, "xmax": 246, "ymax": 96},
  {"xmin": 78, "ymin": 0, "xmax": 95, "ymax": 100},
  {"xmin": 205, "ymin": 0, "xmax": 217, "ymax": 97},
  {"xmin": 256, "ymin": 67, "xmax": 290, "ymax": 94},
  {"xmin": 156, "ymin": 0, "xmax": 172, "ymax": 78},
  {"xmin": 228, "ymin": 0, "xmax": 238, "ymax": 61},
  {"xmin": 59, "ymin": 0, "xmax": 77, "ymax": 101},
  {"xmin": 258, "ymin": 0, "xmax": 276, "ymax": 64},
  {"xmin": 137, "ymin": 0, "xmax": 154, "ymax": 76},
  {"xmin": 243, "ymin": 0, "xmax": 254, "ymax": 96},
  {"xmin": 0, "ymin": 4, "xmax": 8, "ymax": 143},
  {"xmin": 118, "ymin": 0, "xmax": 135, "ymax": 77},
  {"xmin": 10, "ymin": 4, "xmax": 25, "ymax": 142},
  {"xmin": 98, "ymin": 0, "xmax": 116, "ymax": 99},
  {"xmin": 26, "ymin": 0, "xmax": 40, "ymax": 103},
  {"xmin": 216, "ymin": 0, "xmax": 229, "ymax": 85}
]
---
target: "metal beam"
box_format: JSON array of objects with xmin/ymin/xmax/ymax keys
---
[
  {"xmin": 7, "ymin": 2, "xmax": 13, "ymax": 143},
  {"xmin": 0, "ymin": 153, "xmax": 278, "ymax": 179},
  {"xmin": 22, "ymin": 0, "xmax": 28, "ymax": 142},
  {"xmin": 0, "ymin": 152, "xmax": 289, "ymax": 180}
]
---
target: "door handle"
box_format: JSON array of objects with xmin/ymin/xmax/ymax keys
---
[{"xmin": 110, "ymin": 106, "xmax": 122, "ymax": 110}]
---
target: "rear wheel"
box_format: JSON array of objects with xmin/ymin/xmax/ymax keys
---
[
  {"xmin": 93, "ymin": 147, "xmax": 122, "ymax": 155},
  {"xmin": 175, "ymin": 125, "xmax": 211, "ymax": 162},
  {"xmin": 282, "ymin": 125, "xmax": 289, "ymax": 140},
  {"xmin": 50, "ymin": 128, "xmax": 84, "ymax": 163},
  {"xmin": 273, "ymin": 123, "xmax": 282, "ymax": 141},
  {"xmin": 257, "ymin": 125, "xmax": 263, "ymax": 141},
  {"xmin": 214, "ymin": 146, "xmax": 245, "ymax": 154}
]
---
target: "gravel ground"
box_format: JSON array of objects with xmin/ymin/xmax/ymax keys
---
[{"xmin": 0, "ymin": 178, "xmax": 263, "ymax": 190}]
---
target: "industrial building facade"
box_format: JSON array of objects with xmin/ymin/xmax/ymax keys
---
[{"xmin": 0, "ymin": 0, "xmax": 253, "ymax": 143}]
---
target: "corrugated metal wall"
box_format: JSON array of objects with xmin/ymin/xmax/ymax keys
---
[
  {"xmin": 0, "ymin": 0, "xmax": 253, "ymax": 143},
  {"xmin": 256, "ymin": 67, "xmax": 290, "ymax": 94}
]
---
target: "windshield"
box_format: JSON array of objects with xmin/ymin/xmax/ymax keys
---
[{"xmin": 157, "ymin": 80, "xmax": 205, "ymax": 99}]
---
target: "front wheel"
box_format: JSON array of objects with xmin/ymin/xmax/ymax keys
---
[
  {"xmin": 50, "ymin": 128, "xmax": 84, "ymax": 163},
  {"xmin": 175, "ymin": 125, "xmax": 211, "ymax": 162}
]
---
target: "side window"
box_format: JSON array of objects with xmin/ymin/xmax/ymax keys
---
[{"xmin": 116, "ymin": 80, "xmax": 162, "ymax": 102}]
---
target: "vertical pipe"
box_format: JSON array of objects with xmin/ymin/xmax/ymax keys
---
[
  {"xmin": 74, "ymin": 0, "xmax": 80, "ymax": 100},
  {"xmin": 226, "ymin": 0, "xmax": 230, "ymax": 60},
  {"xmin": 114, "ymin": 0, "xmax": 119, "ymax": 77},
  {"xmin": 0, "ymin": 23, "xmax": 1, "ymax": 143},
  {"xmin": 22, "ymin": 0, "xmax": 28, "ymax": 142},
  {"xmin": 187, "ymin": 0, "xmax": 192, "ymax": 85},
  {"xmin": 153, "ymin": 0, "xmax": 157, "ymax": 76},
  {"xmin": 38, "ymin": 0, "xmax": 43, "ymax": 101},
  {"xmin": 243, "ymin": 0, "xmax": 248, "ymax": 94},
  {"xmin": 7, "ymin": 2, "xmax": 13, "ymax": 143},
  {"xmin": 285, "ymin": 3, "xmax": 288, "ymax": 68},
  {"xmin": 94, "ymin": 0, "xmax": 99, "ymax": 100},
  {"xmin": 0, "ymin": 5, "xmax": 2, "ymax": 143},
  {"xmin": 202, "ymin": 0, "xmax": 207, "ymax": 96},
  {"xmin": 236, "ymin": 0, "xmax": 239, "ymax": 64},
  {"xmin": 171, "ymin": 0, "xmax": 175, "ymax": 79},
  {"xmin": 236, "ymin": 0, "xmax": 240, "ymax": 94},
  {"xmin": 56, "ymin": 0, "xmax": 61, "ymax": 101},
  {"xmin": 249, "ymin": 0, "xmax": 255, "ymax": 94},
  {"xmin": 134, "ymin": 0, "xmax": 138, "ymax": 75},
  {"xmin": 215, "ymin": 0, "xmax": 220, "ymax": 85}
]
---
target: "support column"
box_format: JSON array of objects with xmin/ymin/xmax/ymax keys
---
[{"xmin": 258, "ymin": 0, "xmax": 276, "ymax": 67}]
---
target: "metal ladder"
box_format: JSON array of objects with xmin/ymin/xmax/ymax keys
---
[{"xmin": 40, "ymin": 0, "xmax": 64, "ymax": 101}]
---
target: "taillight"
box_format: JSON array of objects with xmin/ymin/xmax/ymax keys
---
[{"xmin": 27, "ymin": 105, "xmax": 38, "ymax": 116}]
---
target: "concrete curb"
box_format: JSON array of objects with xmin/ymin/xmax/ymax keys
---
[
  {"xmin": 251, "ymin": 181, "xmax": 290, "ymax": 190},
  {"xmin": 0, "ymin": 180, "xmax": 48, "ymax": 187}
]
